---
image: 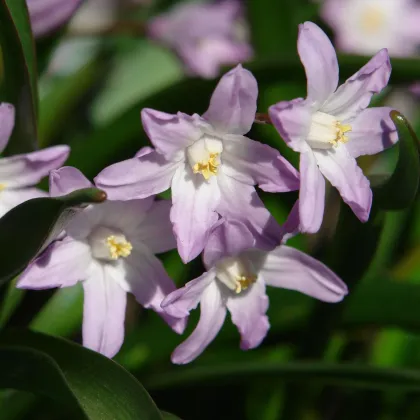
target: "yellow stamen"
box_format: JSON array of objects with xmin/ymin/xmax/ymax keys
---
[
  {"xmin": 106, "ymin": 235, "xmax": 132, "ymax": 260},
  {"xmin": 330, "ymin": 123, "xmax": 352, "ymax": 147},
  {"xmin": 360, "ymin": 7, "xmax": 386, "ymax": 34},
  {"xmin": 193, "ymin": 153, "xmax": 220, "ymax": 180},
  {"xmin": 0, "ymin": 184, "xmax": 6, "ymax": 192},
  {"xmin": 235, "ymin": 275, "xmax": 257, "ymax": 294}
]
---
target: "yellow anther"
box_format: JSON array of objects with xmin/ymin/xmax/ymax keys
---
[
  {"xmin": 106, "ymin": 235, "xmax": 132, "ymax": 260},
  {"xmin": 234, "ymin": 275, "xmax": 257, "ymax": 294},
  {"xmin": 193, "ymin": 153, "xmax": 220, "ymax": 180},
  {"xmin": 360, "ymin": 7, "xmax": 386, "ymax": 34},
  {"xmin": 0, "ymin": 184, "xmax": 6, "ymax": 192},
  {"xmin": 330, "ymin": 123, "xmax": 352, "ymax": 147}
]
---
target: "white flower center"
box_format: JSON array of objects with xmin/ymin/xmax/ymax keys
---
[
  {"xmin": 359, "ymin": 6, "xmax": 387, "ymax": 34},
  {"xmin": 216, "ymin": 256, "xmax": 257, "ymax": 294},
  {"xmin": 307, "ymin": 111, "xmax": 352, "ymax": 150},
  {"xmin": 89, "ymin": 226, "xmax": 133, "ymax": 261},
  {"xmin": 187, "ymin": 135, "xmax": 223, "ymax": 180}
]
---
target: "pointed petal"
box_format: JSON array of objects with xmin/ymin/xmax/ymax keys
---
[
  {"xmin": 171, "ymin": 281, "xmax": 226, "ymax": 364},
  {"xmin": 222, "ymin": 135, "xmax": 300, "ymax": 192},
  {"xmin": 268, "ymin": 98, "xmax": 312, "ymax": 153},
  {"xmin": 346, "ymin": 107, "xmax": 398, "ymax": 158},
  {"xmin": 0, "ymin": 103, "xmax": 15, "ymax": 154},
  {"xmin": 0, "ymin": 145, "xmax": 70, "ymax": 188},
  {"xmin": 299, "ymin": 151, "xmax": 326, "ymax": 233},
  {"xmin": 161, "ymin": 270, "xmax": 216, "ymax": 318},
  {"xmin": 141, "ymin": 109, "xmax": 204, "ymax": 158},
  {"xmin": 226, "ymin": 278, "xmax": 269, "ymax": 349},
  {"xmin": 18, "ymin": 237, "xmax": 90, "ymax": 289},
  {"xmin": 82, "ymin": 263, "xmax": 127, "ymax": 358},
  {"xmin": 217, "ymin": 173, "xmax": 282, "ymax": 250},
  {"xmin": 257, "ymin": 245, "xmax": 348, "ymax": 302},
  {"xmin": 170, "ymin": 164, "xmax": 220, "ymax": 263},
  {"xmin": 94, "ymin": 151, "xmax": 179, "ymax": 200},
  {"xmin": 314, "ymin": 146, "xmax": 372, "ymax": 222},
  {"xmin": 279, "ymin": 200, "xmax": 301, "ymax": 243},
  {"xmin": 136, "ymin": 199, "xmax": 177, "ymax": 254},
  {"xmin": 203, "ymin": 219, "xmax": 255, "ymax": 268},
  {"xmin": 49, "ymin": 166, "xmax": 92, "ymax": 197},
  {"xmin": 298, "ymin": 22, "xmax": 339, "ymax": 107},
  {"xmin": 122, "ymin": 249, "xmax": 187, "ymax": 334},
  {"xmin": 203, "ymin": 65, "xmax": 258, "ymax": 135},
  {"xmin": 322, "ymin": 49, "xmax": 391, "ymax": 122}
]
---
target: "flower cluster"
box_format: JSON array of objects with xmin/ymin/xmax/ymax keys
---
[{"xmin": 15, "ymin": 22, "xmax": 399, "ymax": 363}]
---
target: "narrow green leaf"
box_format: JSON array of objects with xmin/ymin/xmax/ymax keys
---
[
  {"xmin": 161, "ymin": 412, "xmax": 182, "ymax": 420},
  {"xmin": 0, "ymin": 188, "xmax": 106, "ymax": 285},
  {"xmin": 373, "ymin": 111, "xmax": 420, "ymax": 210},
  {"xmin": 0, "ymin": 0, "xmax": 38, "ymax": 154},
  {"xmin": 0, "ymin": 329, "xmax": 164, "ymax": 420}
]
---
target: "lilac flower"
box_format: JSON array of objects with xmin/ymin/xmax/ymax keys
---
[
  {"xmin": 0, "ymin": 103, "xmax": 70, "ymax": 217},
  {"xmin": 162, "ymin": 218, "xmax": 348, "ymax": 364},
  {"xmin": 18, "ymin": 166, "xmax": 186, "ymax": 358},
  {"xmin": 268, "ymin": 22, "xmax": 398, "ymax": 234},
  {"xmin": 26, "ymin": 0, "xmax": 83, "ymax": 38},
  {"xmin": 147, "ymin": 0, "xmax": 253, "ymax": 78},
  {"xmin": 321, "ymin": 0, "xmax": 420, "ymax": 56},
  {"xmin": 96, "ymin": 65, "xmax": 300, "ymax": 263}
]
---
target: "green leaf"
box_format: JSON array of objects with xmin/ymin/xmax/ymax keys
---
[
  {"xmin": 373, "ymin": 111, "xmax": 420, "ymax": 210},
  {"xmin": 0, "ymin": 329, "xmax": 164, "ymax": 420},
  {"xmin": 0, "ymin": 0, "xmax": 38, "ymax": 154},
  {"xmin": 0, "ymin": 188, "xmax": 106, "ymax": 285},
  {"xmin": 161, "ymin": 412, "xmax": 182, "ymax": 420}
]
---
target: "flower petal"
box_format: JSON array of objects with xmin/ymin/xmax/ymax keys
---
[
  {"xmin": 170, "ymin": 164, "xmax": 220, "ymax": 263},
  {"xmin": 49, "ymin": 166, "xmax": 93, "ymax": 197},
  {"xmin": 322, "ymin": 49, "xmax": 391, "ymax": 122},
  {"xmin": 203, "ymin": 219, "xmax": 255, "ymax": 268},
  {"xmin": 82, "ymin": 262, "xmax": 127, "ymax": 358},
  {"xmin": 122, "ymin": 248, "xmax": 187, "ymax": 334},
  {"xmin": 0, "ymin": 103, "xmax": 14, "ymax": 154},
  {"xmin": 314, "ymin": 146, "xmax": 372, "ymax": 222},
  {"xmin": 171, "ymin": 281, "xmax": 226, "ymax": 364},
  {"xmin": 141, "ymin": 109, "xmax": 205, "ymax": 158},
  {"xmin": 346, "ymin": 107, "xmax": 398, "ymax": 158},
  {"xmin": 217, "ymin": 173, "xmax": 282, "ymax": 250},
  {"xmin": 0, "ymin": 145, "xmax": 70, "ymax": 188},
  {"xmin": 299, "ymin": 151, "xmax": 326, "ymax": 233},
  {"xmin": 222, "ymin": 135, "xmax": 300, "ymax": 192},
  {"xmin": 279, "ymin": 200, "xmax": 301, "ymax": 243},
  {"xmin": 268, "ymin": 98, "xmax": 313, "ymax": 153},
  {"xmin": 203, "ymin": 64, "xmax": 257, "ymax": 135},
  {"xmin": 255, "ymin": 245, "xmax": 348, "ymax": 302},
  {"xmin": 226, "ymin": 277, "xmax": 269, "ymax": 350},
  {"xmin": 298, "ymin": 22, "xmax": 339, "ymax": 107},
  {"xmin": 0, "ymin": 187, "xmax": 47, "ymax": 218},
  {"xmin": 161, "ymin": 270, "xmax": 216, "ymax": 318},
  {"xmin": 17, "ymin": 237, "xmax": 90, "ymax": 289},
  {"xmin": 94, "ymin": 151, "xmax": 179, "ymax": 200}
]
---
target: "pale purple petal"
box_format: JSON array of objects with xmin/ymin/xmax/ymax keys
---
[
  {"xmin": 170, "ymin": 164, "xmax": 220, "ymax": 263},
  {"xmin": 314, "ymin": 146, "xmax": 372, "ymax": 222},
  {"xmin": 171, "ymin": 281, "xmax": 226, "ymax": 364},
  {"xmin": 279, "ymin": 200, "xmax": 301, "ymax": 243},
  {"xmin": 298, "ymin": 22, "xmax": 339, "ymax": 107},
  {"xmin": 255, "ymin": 245, "xmax": 348, "ymax": 302},
  {"xmin": 0, "ymin": 145, "xmax": 70, "ymax": 188},
  {"xmin": 346, "ymin": 107, "xmax": 398, "ymax": 158},
  {"xmin": 161, "ymin": 270, "xmax": 216, "ymax": 318},
  {"xmin": 49, "ymin": 166, "xmax": 93, "ymax": 197},
  {"xmin": 0, "ymin": 103, "xmax": 14, "ymax": 154},
  {"xmin": 217, "ymin": 173, "xmax": 282, "ymax": 250},
  {"xmin": 82, "ymin": 263, "xmax": 127, "ymax": 358},
  {"xmin": 135, "ymin": 146, "xmax": 153, "ymax": 157},
  {"xmin": 299, "ymin": 151, "xmax": 326, "ymax": 233},
  {"xmin": 268, "ymin": 98, "xmax": 313, "ymax": 153},
  {"xmin": 222, "ymin": 135, "xmax": 300, "ymax": 192},
  {"xmin": 203, "ymin": 65, "xmax": 257, "ymax": 135},
  {"xmin": 226, "ymin": 278, "xmax": 269, "ymax": 350},
  {"xmin": 122, "ymin": 249, "xmax": 187, "ymax": 334},
  {"xmin": 94, "ymin": 151, "xmax": 179, "ymax": 200},
  {"xmin": 141, "ymin": 109, "xmax": 204, "ymax": 158},
  {"xmin": 17, "ymin": 237, "xmax": 91, "ymax": 289},
  {"xmin": 203, "ymin": 219, "xmax": 255, "ymax": 268},
  {"xmin": 136, "ymin": 199, "xmax": 176, "ymax": 254},
  {"xmin": 322, "ymin": 49, "xmax": 391, "ymax": 122}
]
